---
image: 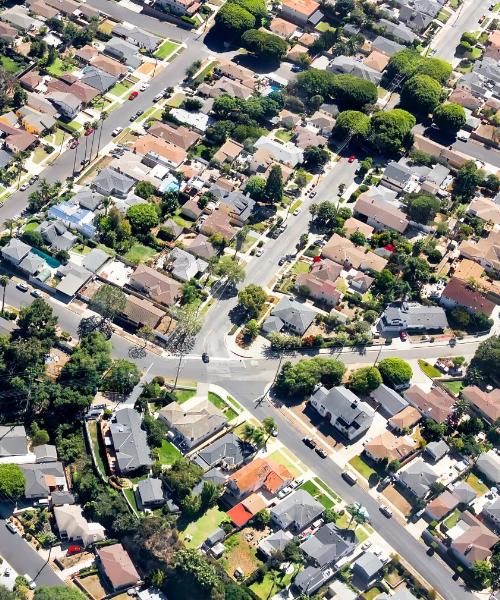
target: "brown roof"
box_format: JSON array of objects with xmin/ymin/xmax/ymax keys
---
[
  {"xmin": 228, "ymin": 458, "xmax": 293, "ymax": 496},
  {"xmin": 129, "ymin": 265, "xmax": 181, "ymax": 306},
  {"xmin": 426, "ymin": 490, "xmax": 459, "ymax": 519},
  {"xmin": 364, "ymin": 430, "xmax": 416, "ymax": 462},
  {"xmin": 461, "ymin": 385, "xmax": 500, "ymax": 422},
  {"xmin": 459, "ymin": 229, "xmax": 500, "ymax": 273},
  {"xmin": 90, "ymin": 55, "xmax": 128, "ymax": 77},
  {"xmin": 282, "ymin": 0, "xmax": 319, "ymax": 17},
  {"xmin": 468, "ymin": 197, "xmax": 500, "ymax": 224},
  {"xmin": 449, "ymin": 88, "xmax": 483, "ymax": 110},
  {"xmin": 363, "ymin": 50, "xmax": 389, "ymax": 72},
  {"xmin": 355, "ymin": 189, "xmax": 409, "ymax": 233},
  {"xmin": 389, "ymin": 406, "xmax": 421, "ymax": 430},
  {"xmin": 148, "ymin": 122, "xmax": 200, "ymax": 150},
  {"xmin": 405, "ymin": 385, "xmax": 455, "ymax": 424},
  {"xmin": 442, "ymin": 277, "xmax": 495, "ymax": 316},
  {"xmin": 20, "ymin": 71, "xmax": 42, "ymax": 91},
  {"xmin": 97, "ymin": 543, "xmax": 140, "ymax": 590},
  {"xmin": 451, "ymin": 512, "xmax": 499, "ymax": 563},
  {"xmin": 298, "ymin": 32, "xmax": 316, "ymax": 47},
  {"xmin": 122, "ymin": 294, "xmax": 164, "ymax": 329},
  {"xmin": 184, "ymin": 234, "xmax": 216, "ymax": 260},
  {"xmin": 201, "ymin": 211, "xmax": 236, "ymax": 241},
  {"xmin": 213, "ymin": 138, "xmax": 244, "ymax": 163},
  {"xmin": 322, "ymin": 233, "xmax": 388, "ymax": 271},
  {"xmin": 27, "ymin": 0, "xmax": 59, "ymax": 18},
  {"xmin": 74, "ymin": 45, "xmax": 99, "ymax": 63},
  {"xmin": 343, "ymin": 217, "xmax": 374, "ymax": 237},
  {"xmin": 134, "ymin": 134, "xmax": 187, "ymax": 167},
  {"xmin": 0, "ymin": 21, "xmax": 17, "ymax": 40},
  {"xmin": 69, "ymin": 81, "xmax": 99, "ymax": 103},
  {"xmin": 269, "ymin": 17, "xmax": 297, "ymax": 38}
]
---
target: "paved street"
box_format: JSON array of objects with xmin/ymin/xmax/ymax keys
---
[
  {"xmin": 194, "ymin": 158, "xmax": 360, "ymax": 356},
  {"xmin": 0, "ymin": 520, "xmax": 63, "ymax": 587},
  {"xmin": 430, "ymin": 0, "xmax": 492, "ymax": 62}
]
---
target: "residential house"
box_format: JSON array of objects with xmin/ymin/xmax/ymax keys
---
[
  {"xmin": 295, "ymin": 566, "xmax": 335, "ymax": 596},
  {"xmin": 271, "ymin": 489, "xmax": 324, "ymax": 531},
  {"xmin": 308, "ymin": 111, "xmax": 336, "ymax": 135},
  {"xmin": 184, "ymin": 234, "xmax": 217, "ymax": 261},
  {"xmin": 74, "ymin": 44, "xmax": 99, "ymax": 63},
  {"xmin": 352, "ymin": 552, "xmax": 385, "ymax": 587},
  {"xmin": 449, "ymin": 481, "xmax": 477, "ymax": 506},
  {"xmin": 109, "ymin": 408, "xmax": 152, "ymax": 474},
  {"xmin": 54, "ymin": 504, "xmax": 106, "ymax": 546},
  {"xmin": 389, "ymin": 406, "xmax": 421, "ymax": 432},
  {"xmin": 420, "ymin": 163, "xmax": 450, "ymax": 195},
  {"xmin": 213, "ymin": 139, "xmax": 244, "ymax": 164},
  {"xmin": 295, "ymin": 259, "xmax": 343, "ymax": 306},
  {"xmin": 461, "ymin": 386, "xmax": 500, "ymax": 424},
  {"xmin": 47, "ymin": 91, "xmax": 82, "ymax": 119},
  {"xmin": 219, "ymin": 190, "xmax": 256, "ymax": 226},
  {"xmin": 425, "ymin": 440, "xmax": 450, "ymax": 462},
  {"xmin": 0, "ymin": 122, "xmax": 37, "ymax": 153},
  {"xmin": 485, "ymin": 29, "xmax": 500, "ymax": 61},
  {"xmin": 227, "ymin": 457, "xmax": 293, "ymax": 499},
  {"xmin": 216, "ymin": 61, "xmax": 256, "ymax": 87},
  {"xmin": 379, "ymin": 18, "xmax": 418, "ymax": 44},
  {"xmin": 483, "ymin": 498, "xmax": 500, "ymax": 531},
  {"xmin": 379, "ymin": 302, "xmax": 448, "ymax": 333},
  {"xmin": 112, "ymin": 24, "xmax": 161, "ymax": 51},
  {"xmin": 364, "ymin": 430, "xmax": 416, "ymax": 463},
  {"xmin": 370, "ymin": 384, "xmax": 408, "ymax": 417},
  {"xmin": 363, "ymin": 50, "xmax": 390, "ymax": 73},
  {"xmin": 37, "ymin": 220, "xmax": 76, "ymax": 251},
  {"xmin": 134, "ymin": 134, "xmax": 187, "ymax": 169},
  {"xmin": 254, "ymin": 135, "xmax": 304, "ymax": 167},
  {"xmin": 0, "ymin": 6, "xmax": 44, "ymax": 32},
  {"xmin": 269, "ymin": 17, "xmax": 297, "ymax": 38},
  {"xmin": 440, "ymin": 277, "xmax": 496, "ymax": 317},
  {"xmin": 129, "ymin": 265, "xmax": 181, "ymax": 306},
  {"xmin": 397, "ymin": 0, "xmax": 441, "ymax": 33},
  {"xmin": 294, "ymin": 126, "xmax": 328, "ymax": 150},
  {"xmin": 327, "ymin": 56, "xmax": 382, "ymax": 85},
  {"xmin": 200, "ymin": 210, "xmax": 236, "ymax": 241},
  {"xmin": 97, "ymin": 544, "xmax": 140, "ymax": 591},
  {"xmin": 0, "ymin": 21, "xmax": 17, "ymax": 42},
  {"xmin": 398, "ymin": 459, "xmax": 439, "ymax": 499},
  {"xmin": 448, "ymin": 512, "xmax": 499, "ymax": 568},
  {"xmin": 300, "ymin": 523, "xmax": 356, "ymax": 567},
  {"xmin": 155, "ymin": 0, "xmax": 199, "ymax": 15},
  {"xmin": 371, "ymin": 36, "xmax": 404, "ymax": 56},
  {"xmin": 21, "ymin": 462, "xmax": 67, "ymax": 498},
  {"xmin": 227, "ymin": 493, "xmax": 267, "ymax": 528},
  {"xmin": 92, "ymin": 168, "xmax": 135, "ymax": 198},
  {"xmin": 405, "ymin": 385, "xmax": 454, "ymax": 424},
  {"xmin": 136, "ymin": 478, "xmax": 165, "ymax": 508},
  {"xmin": 280, "ymin": 0, "xmax": 322, "ymax": 26},
  {"xmin": 354, "ymin": 187, "xmax": 409, "ymax": 233},
  {"xmin": 322, "ymin": 234, "xmax": 388, "ymax": 272},
  {"xmin": 448, "ymin": 87, "xmax": 483, "ymax": 111},
  {"xmin": 198, "ymin": 77, "xmax": 254, "ymax": 101},
  {"xmin": 104, "ymin": 38, "xmax": 142, "ymax": 69},
  {"xmin": 168, "ymin": 247, "xmax": 208, "ymax": 282},
  {"xmin": 19, "ymin": 252, "xmax": 46, "ymax": 278},
  {"xmin": 90, "ymin": 55, "xmax": 128, "ymax": 78},
  {"xmin": 459, "ymin": 229, "xmax": 500, "ymax": 274},
  {"xmin": 476, "ymin": 450, "xmax": 500, "ymax": 484},
  {"xmin": 148, "ymin": 122, "xmax": 200, "ymax": 150},
  {"xmin": 467, "ymin": 197, "xmax": 500, "ymax": 225},
  {"xmin": 82, "ymin": 249, "xmax": 111, "ymax": 275},
  {"xmin": 0, "ymin": 426, "xmax": 28, "ymax": 457},
  {"xmin": 381, "ymin": 161, "xmax": 414, "ymax": 192},
  {"xmin": 258, "ymin": 530, "xmax": 294, "ymax": 558},
  {"xmin": 1, "ymin": 238, "xmax": 31, "ymax": 267},
  {"xmin": 122, "ymin": 295, "xmax": 164, "ymax": 329},
  {"xmin": 309, "ymin": 386, "xmax": 374, "ymax": 441},
  {"xmin": 159, "ymin": 394, "xmax": 227, "ymax": 450},
  {"xmin": 47, "ymin": 201, "xmax": 96, "ymax": 238},
  {"xmin": 349, "ymin": 272, "xmax": 374, "ymax": 294},
  {"xmin": 262, "ymin": 296, "xmax": 317, "ymax": 336},
  {"xmin": 34, "ymin": 444, "xmax": 58, "ymax": 463},
  {"xmin": 194, "ymin": 433, "xmax": 253, "ymax": 471},
  {"xmin": 425, "ymin": 490, "xmax": 459, "ymax": 521},
  {"xmin": 343, "ymin": 217, "xmax": 374, "ymax": 238},
  {"xmin": 55, "ymin": 262, "xmax": 93, "ymax": 299}
]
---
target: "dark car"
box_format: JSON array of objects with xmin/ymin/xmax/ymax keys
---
[
  {"xmin": 278, "ymin": 257, "xmax": 286, "ymax": 266},
  {"xmin": 303, "ymin": 437, "xmax": 316, "ymax": 449},
  {"xmin": 202, "ymin": 352, "xmax": 210, "ymax": 363},
  {"xmin": 315, "ymin": 447, "xmax": 327, "ymax": 458},
  {"xmin": 135, "ymin": 110, "xmax": 144, "ymax": 118}
]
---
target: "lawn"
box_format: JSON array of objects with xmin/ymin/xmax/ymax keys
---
[
  {"xmin": 124, "ymin": 488, "xmax": 140, "ymax": 514},
  {"xmin": 492, "ymin": 1, "xmax": 500, "ymax": 10},
  {"xmin": 123, "ymin": 243, "xmax": 157, "ymax": 264},
  {"xmin": 275, "ymin": 129, "xmax": 294, "ymax": 142},
  {"xmin": 466, "ymin": 472, "xmax": 489, "ymax": 495},
  {"xmin": 363, "ymin": 586, "xmax": 385, "ymax": 600},
  {"xmin": 349, "ymin": 454, "xmax": 376, "ymax": 480},
  {"xmin": 58, "ymin": 119, "xmax": 83, "ymax": 133},
  {"xmin": 269, "ymin": 449, "xmax": 301, "ymax": 478},
  {"xmin": 443, "ymin": 508, "xmax": 462, "ymax": 530},
  {"xmin": 138, "ymin": 107, "xmax": 163, "ymax": 123},
  {"xmin": 88, "ymin": 421, "xmax": 107, "ymax": 476},
  {"xmin": 154, "ymin": 39, "xmax": 180, "ymax": 60},
  {"xmin": 157, "ymin": 439, "xmax": 181, "ymax": 465},
  {"xmin": 316, "ymin": 21, "xmax": 335, "ymax": 32},
  {"xmin": 46, "ymin": 58, "xmax": 74, "ymax": 77},
  {"xmin": 290, "ymin": 200, "xmax": 302, "ymax": 212},
  {"xmin": 437, "ymin": 8, "xmax": 451, "ymax": 22},
  {"xmin": 43, "ymin": 128, "xmax": 66, "ymax": 148},
  {"xmin": 109, "ymin": 81, "xmax": 132, "ymax": 97},
  {"xmin": 292, "ymin": 261, "xmax": 310, "ymax": 275},
  {"xmin": 442, "ymin": 380, "xmax": 464, "ymax": 396},
  {"xmin": 32, "ymin": 147, "xmax": 50, "ymax": 165},
  {"xmin": 24, "ymin": 221, "xmax": 39, "ymax": 233},
  {"xmin": 299, "ymin": 479, "xmax": 335, "ymax": 509},
  {"xmin": 167, "ymin": 93, "xmax": 185, "ymax": 107},
  {"xmin": 172, "ymin": 213, "xmax": 196, "ymax": 229},
  {"xmin": 222, "ymin": 530, "xmax": 263, "ymax": 579},
  {"xmin": 181, "ymin": 506, "xmax": 228, "ymax": 548},
  {"xmin": 208, "ymin": 392, "xmax": 238, "ymax": 421},
  {"xmin": 312, "ymin": 477, "xmax": 340, "ymax": 502},
  {"xmin": 250, "ymin": 565, "xmax": 300, "ymax": 599},
  {"xmin": 72, "ymin": 243, "xmax": 92, "ymax": 255},
  {"xmin": 175, "ymin": 388, "xmax": 196, "ymax": 403},
  {"xmin": 0, "ymin": 55, "xmax": 24, "ymax": 73},
  {"xmin": 418, "ymin": 360, "xmax": 441, "ymax": 379},
  {"xmin": 194, "ymin": 60, "xmax": 218, "ymax": 84}
]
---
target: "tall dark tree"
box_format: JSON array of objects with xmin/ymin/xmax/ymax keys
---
[{"xmin": 264, "ymin": 164, "xmax": 283, "ymax": 203}]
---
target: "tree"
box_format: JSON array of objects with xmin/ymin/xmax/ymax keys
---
[
  {"xmin": 0, "ymin": 275, "xmax": 7, "ymax": 314},
  {"xmin": 296, "ymin": 69, "xmax": 336, "ymax": 99},
  {"xmin": 386, "ymin": 49, "xmax": 451, "ymax": 84},
  {"xmin": 32, "ymin": 428, "xmax": 50, "ymax": 446},
  {"xmin": 303, "ymin": 146, "xmax": 330, "ymax": 171},
  {"xmin": 369, "ymin": 109, "xmax": 416, "ymax": 155},
  {"xmin": 90, "ymin": 284, "xmax": 127, "ymax": 324},
  {"xmin": 245, "ymin": 175, "xmax": 266, "ymax": 199},
  {"xmin": 0, "ymin": 464, "xmax": 25, "ymax": 500},
  {"xmin": 231, "ymin": 0, "xmax": 267, "ymax": 21},
  {"xmin": 310, "ymin": 200, "xmax": 337, "ymax": 228},
  {"xmin": 432, "ymin": 103, "xmax": 466, "ymax": 134},
  {"xmin": 163, "ymin": 458, "xmax": 203, "ymax": 502},
  {"xmin": 0, "ymin": 585, "xmax": 18, "ymax": 600},
  {"xmin": 264, "ymin": 165, "xmax": 283, "ymax": 203},
  {"xmin": 214, "ymin": 256, "xmax": 246, "ymax": 286},
  {"xmin": 471, "ymin": 560, "xmax": 492, "ymax": 589},
  {"xmin": 405, "ymin": 192, "xmax": 441, "ymax": 224},
  {"xmin": 346, "ymin": 502, "xmax": 368, "ymax": 528},
  {"xmin": 253, "ymin": 509, "xmax": 271, "ymax": 529},
  {"xmin": 378, "ymin": 358, "xmax": 412, "ymax": 387},
  {"xmin": 215, "ymin": 2, "xmax": 255, "ymax": 35},
  {"xmin": 275, "ymin": 357, "xmax": 345, "ymax": 397},
  {"xmin": 331, "ymin": 74, "xmax": 377, "ymax": 109},
  {"xmin": 387, "ymin": 459, "xmax": 401, "ymax": 473},
  {"xmin": 170, "ymin": 549, "xmax": 221, "ymax": 594},
  {"xmin": 241, "ymin": 29, "xmax": 287, "ymax": 62},
  {"xmin": 126, "ymin": 203, "xmax": 159, "ymax": 234},
  {"xmin": 400, "ymin": 74, "xmax": 442, "ymax": 115},
  {"xmin": 466, "ymin": 336, "xmax": 500, "ymax": 385},
  {"xmin": 336, "ymin": 0, "xmax": 354, "ymax": 15},
  {"xmin": 103, "ymin": 360, "xmax": 140, "ymax": 396},
  {"xmin": 422, "ymin": 419, "xmax": 447, "ymax": 441},
  {"xmin": 34, "ymin": 588, "xmax": 86, "ymax": 600},
  {"xmin": 453, "ymin": 160, "xmax": 483, "ymax": 201},
  {"xmin": 16, "ymin": 299, "xmax": 57, "ymax": 349},
  {"xmin": 333, "ymin": 110, "xmax": 370, "ymax": 139},
  {"xmin": 238, "ymin": 284, "xmax": 267, "ymax": 318},
  {"xmin": 348, "ymin": 366, "xmax": 382, "ymax": 395},
  {"xmin": 262, "ymin": 416, "xmax": 277, "ymax": 439},
  {"xmin": 135, "ymin": 181, "xmax": 157, "ymax": 200}
]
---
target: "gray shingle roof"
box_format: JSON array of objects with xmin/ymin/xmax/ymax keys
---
[
  {"xmin": 38, "ymin": 220, "xmax": 76, "ymax": 251},
  {"xmin": 370, "ymin": 384, "xmax": 408, "ymax": 417},
  {"xmin": 137, "ymin": 478, "xmax": 164, "ymax": 504},
  {"xmin": 425, "ymin": 440, "xmax": 449, "ymax": 462},
  {"xmin": 372, "ymin": 35, "xmax": 404, "ymax": 56},
  {"xmin": 399, "ymin": 461, "xmax": 438, "ymax": 498},
  {"xmin": 194, "ymin": 433, "xmax": 253, "ymax": 470},
  {"xmin": 381, "ymin": 302, "xmax": 448, "ymax": 331},
  {"xmin": 110, "ymin": 408, "xmax": 152, "ymax": 472},
  {"xmin": 258, "ymin": 529, "xmax": 293, "ymax": 557},
  {"xmin": 450, "ymin": 481, "xmax": 477, "ymax": 504},
  {"xmin": 34, "ymin": 444, "xmax": 57, "ymax": 462},
  {"xmin": 1, "ymin": 238, "xmax": 31, "ymax": 263},
  {"xmin": 353, "ymin": 551, "xmax": 385, "ymax": 580},
  {"xmin": 21, "ymin": 462, "xmax": 66, "ymax": 498},
  {"xmin": 271, "ymin": 489, "xmax": 324, "ymax": 531},
  {"xmin": 83, "ymin": 248, "xmax": 110, "ymax": 273},
  {"xmin": 92, "ymin": 167, "xmax": 135, "ymax": 197},
  {"xmin": 81, "ymin": 66, "xmax": 118, "ymax": 93},
  {"xmin": 19, "ymin": 251, "xmax": 45, "ymax": 275},
  {"xmin": 265, "ymin": 297, "xmax": 317, "ymax": 335},
  {"xmin": 300, "ymin": 523, "xmax": 356, "ymax": 567},
  {"xmin": 73, "ymin": 188, "xmax": 105, "ymax": 211},
  {"xmin": 0, "ymin": 425, "xmax": 28, "ymax": 456}
]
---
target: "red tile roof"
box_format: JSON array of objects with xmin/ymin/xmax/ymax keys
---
[{"xmin": 442, "ymin": 277, "xmax": 495, "ymax": 316}]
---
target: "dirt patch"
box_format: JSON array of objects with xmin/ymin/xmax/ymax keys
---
[
  {"xmin": 45, "ymin": 348, "xmax": 71, "ymax": 380},
  {"xmin": 223, "ymin": 529, "xmax": 266, "ymax": 579},
  {"xmin": 76, "ymin": 574, "xmax": 107, "ymax": 600},
  {"xmin": 382, "ymin": 485, "xmax": 412, "ymax": 517},
  {"xmin": 57, "ymin": 551, "xmax": 94, "ymax": 570}
]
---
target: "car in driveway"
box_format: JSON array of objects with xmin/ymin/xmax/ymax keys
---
[
  {"xmin": 348, "ymin": 154, "xmax": 356, "ymax": 163},
  {"xmin": 23, "ymin": 574, "xmax": 36, "ymax": 590},
  {"xmin": 154, "ymin": 93, "xmax": 163, "ymax": 102},
  {"xmin": 379, "ymin": 504, "xmax": 393, "ymax": 518},
  {"xmin": 277, "ymin": 486, "xmax": 292, "ymax": 499},
  {"xmin": 30, "ymin": 290, "xmax": 42, "ymax": 298},
  {"xmin": 140, "ymin": 83, "xmax": 149, "ymax": 91}
]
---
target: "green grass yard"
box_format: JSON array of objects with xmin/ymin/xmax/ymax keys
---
[
  {"xmin": 250, "ymin": 565, "xmax": 300, "ymax": 599},
  {"xmin": 157, "ymin": 439, "xmax": 181, "ymax": 465},
  {"xmin": 437, "ymin": 8, "xmax": 451, "ymax": 22},
  {"xmin": 46, "ymin": 58, "xmax": 75, "ymax": 77},
  {"xmin": 32, "ymin": 147, "xmax": 50, "ymax": 165},
  {"xmin": 315, "ymin": 21, "xmax": 335, "ymax": 32},
  {"xmin": 363, "ymin": 586, "xmax": 385, "ymax": 599},
  {"xmin": 312, "ymin": 477, "xmax": 340, "ymax": 502},
  {"xmin": 349, "ymin": 455, "xmax": 376, "ymax": 480},
  {"xmin": 275, "ymin": 129, "xmax": 294, "ymax": 142},
  {"xmin": 154, "ymin": 39, "xmax": 181, "ymax": 60},
  {"xmin": 181, "ymin": 506, "xmax": 228, "ymax": 548},
  {"xmin": 194, "ymin": 60, "xmax": 218, "ymax": 84},
  {"xmin": 174, "ymin": 389, "xmax": 196, "ymax": 403},
  {"xmin": 290, "ymin": 200, "xmax": 302, "ymax": 212},
  {"xmin": 167, "ymin": 93, "xmax": 185, "ymax": 108},
  {"xmin": 443, "ymin": 508, "xmax": 462, "ymax": 530},
  {"xmin": 0, "ymin": 55, "xmax": 24, "ymax": 73},
  {"xmin": 269, "ymin": 449, "xmax": 301, "ymax": 477},
  {"xmin": 172, "ymin": 213, "xmax": 195, "ymax": 229},
  {"xmin": 299, "ymin": 479, "xmax": 335, "ymax": 509},
  {"xmin": 208, "ymin": 392, "xmax": 238, "ymax": 421},
  {"xmin": 418, "ymin": 360, "xmax": 441, "ymax": 379},
  {"xmin": 442, "ymin": 380, "xmax": 464, "ymax": 396},
  {"xmin": 88, "ymin": 421, "xmax": 107, "ymax": 476},
  {"xmin": 292, "ymin": 261, "xmax": 310, "ymax": 275},
  {"xmin": 109, "ymin": 81, "xmax": 133, "ymax": 97},
  {"xmin": 466, "ymin": 472, "xmax": 489, "ymax": 495},
  {"xmin": 123, "ymin": 243, "xmax": 157, "ymax": 264},
  {"xmin": 124, "ymin": 488, "xmax": 140, "ymax": 514}
]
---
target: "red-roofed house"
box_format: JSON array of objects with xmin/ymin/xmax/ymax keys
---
[
  {"xmin": 404, "ymin": 385, "xmax": 455, "ymax": 424},
  {"xmin": 461, "ymin": 386, "xmax": 500, "ymax": 423},
  {"xmin": 440, "ymin": 277, "xmax": 495, "ymax": 316},
  {"xmin": 227, "ymin": 493, "xmax": 267, "ymax": 527},
  {"xmin": 227, "ymin": 458, "xmax": 293, "ymax": 499}
]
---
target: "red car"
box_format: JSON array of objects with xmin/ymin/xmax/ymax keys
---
[
  {"xmin": 84, "ymin": 128, "xmax": 93, "ymax": 136},
  {"xmin": 348, "ymin": 155, "xmax": 356, "ymax": 163},
  {"xmin": 69, "ymin": 141, "xmax": 78, "ymax": 149},
  {"xmin": 399, "ymin": 331, "xmax": 408, "ymax": 341},
  {"xmin": 68, "ymin": 545, "xmax": 82, "ymax": 555},
  {"xmin": 129, "ymin": 91, "xmax": 139, "ymax": 100}
]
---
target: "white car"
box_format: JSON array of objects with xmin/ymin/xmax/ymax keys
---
[
  {"xmin": 361, "ymin": 541, "xmax": 372, "ymax": 551},
  {"xmin": 153, "ymin": 93, "xmax": 163, "ymax": 102},
  {"xmin": 457, "ymin": 130, "xmax": 470, "ymax": 142},
  {"xmin": 140, "ymin": 83, "xmax": 150, "ymax": 91},
  {"xmin": 6, "ymin": 522, "xmax": 17, "ymax": 534},
  {"xmin": 255, "ymin": 248, "xmax": 264, "ymax": 257},
  {"xmin": 277, "ymin": 486, "xmax": 292, "ymax": 499},
  {"xmin": 379, "ymin": 504, "xmax": 393, "ymax": 518},
  {"xmin": 23, "ymin": 574, "xmax": 36, "ymax": 590},
  {"xmin": 112, "ymin": 127, "xmax": 123, "ymax": 137},
  {"xmin": 293, "ymin": 207, "xmax": 301, "ymax": 216},
  {"xmin": 20, "ymin": 183, "xmax": 29, "ymax": 191}
]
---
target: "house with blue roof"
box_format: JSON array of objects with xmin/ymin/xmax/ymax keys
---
[{"xmin": 48, "ymin": 201, "xmax": 97, "ymax": 238}]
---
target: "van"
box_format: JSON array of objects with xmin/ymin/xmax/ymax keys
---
[{"xmin": 342, "ymin": 471, "xmax": 358, "ymax": 485}]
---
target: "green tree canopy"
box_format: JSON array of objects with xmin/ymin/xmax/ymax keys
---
[
  {"xmin": 90, "ymin": 284, "xmax": 127, "ymax": 322},
  {"xmin": 231, "ymin": 0, "xmax": 267, "ymax": 21},
  {"xmin": 368, "ymin": 109, "xmax": 416, "ymax": 155},
  {"xmin": 103, "ymin": 359, "xmax": 140, "ymax": 396},
  {"xmin": 163, "ymin": 458, "xmax": 203, "ymax": 501},
  {"xmin": 238, "ymin": 284, "xmax": 267, "ymax": 318},
  {"xmin": 126, "ymin": 203, "xmax": 160, "ymax": 234},
  {"xmin": 348, "ymin": 366, "xmax": 382, "ymax": 394},
  {"xmin": 16, "ymin": 299, "xmax": 57, "ymax": 349},
  {"xmin": 264, "ymin": 164, "xmax": 284, "ymax": 203},
  {"xmin": 215, "ymin": 2, "xmax": 255, "ymax": 35},
  {"xmin": 333, "ymin": 110, "xmax": 370, "ymax": 139},
  {"xmin": 134, "ymin": 181, "xmax": 157, "ymax": 200},
  {"xmin": 432, "ymin": 103, "xmax": 466, "ymax": 133},
  {"xmin": 296, "ymin": 68, "xmax": 336, "ymax": 99},
  {"xmin": 386, "ymin": 49, "xmax": 451, "ymax": 84},
  {"xmin": 400, "ymin": 74, "xmax": 442, "ymax": 115},
  {"xmin": 378, "ymin": 358, "xmax": 413, "ymax": 387},
  {"xmin": 303, "ymin": 146, "xmax": 330, "ymax": 171},
  {"xmin": 466, "ymin": 335, "xmax": 500, "ymax": 386},
  {"xmin": 330, "ymin": 74, "xmax": 377, "ymax": 109},
  {"xmin": 245, "ymin": 175, "xmax": 266, "ymax": 199},
  {"xmin": 241, "ymin": 29, "xmax": 288, "ymax": 61},
  {"xmin": 34, "ymin": 587, "xmax": 86, "ymax": 600},
  {"xmin": 276, "ymin": 357, "xmax": 346, "ymax": 397},
  {"xmin": 452, "ymin": 160, "xmax": 483, "ymax": 201},
  {"xmin": 0, "ymin": 464, "xmax": 25, "ymax": 500},
  {"xmin": 405, "ymin": 192, "xmax": 441, "ymax": 224}
]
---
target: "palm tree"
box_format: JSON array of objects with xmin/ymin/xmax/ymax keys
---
[
  {"xmin": 346, "ymin": 503, "xmax": 368, "ymax": 529},
  {"xmin": 4, "ymin": 219, "xmax": 15, "ymax": 237},
  {"xmin": 88, "ymin": 119, "xmax": 100, "ymax": 163},
  {"xmin": 71, "ymin": 132, "xmax": 81, "ymax": 176},
  {"xmin": 241, "ymin": 423, "xmax": 256, "ymax": 443},
  {"xmin": 13, "ymin": 151, "xmax": 27, "ymax": 189},
  {"xmin": 0, "ymin": 275, "xmax": 8, "ymax": 315},
  {"xmin": 262, "ymin": 417, "xmax": 277, "ymax": 442},
  {"xmin": 83, "ymin": 121, "xmax": 91, "ymax": 163},
  {"xmin": 102, "ymin": 196, "xmax": 112, "ymax": 216},
  {"xmin": 95, "ymin": 111, "xmax": 108, "ymax": 159},
  {"xmin": 234, "ymin": 225, "xmax": 249, "ymax": 260},
  {"xmin": 252, "ymin": 428, "xmax": 265, "ymax": 448},
  {"xmin": 453, "ymin": 397, "xmax": 470, "ymax": 418}
]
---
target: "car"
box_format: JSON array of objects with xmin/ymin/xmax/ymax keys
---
[
  {"xmin": 23, "ymin": 574, "xmax": 36, "ymax": 590},
  {"xmin": 309, "ymin": 191, "xmax": 317, "ymax": 198},
  {"xmin": 457, "ymin": 130, "xmax": 470, "ymax": 142},
  {"xmin": 293, "ymin": 207, "xmax": 301, "ymax": 216},
  {"xmin": 314, "ymin": 239, "xmax": 326, "ymax": 247},
  {"xmin": 291, "ymin": 65, "xmax": 303, "ymax": 72},
  {"xmin": 315, "ymin": 447, "xmax": 328, "ymax": 458},
  {"xmin": 68, "ymin": 545, "xmax": 82, "ymax": 555},
  {"xmin": 135, "ymin": 110, "xmax": 144, "ymax": 118},
  {"xmin": 30, "ymin": 290, "xmax": 42, "ymax": 298},
  {"xmin": 3, "ymin": 569, "xmax": 10, "ymax": 577},
  {"xmin": 449, "ymin": 338, "xmax": 457, "ymax": 347},
  {"xmin": 255, "ymin": 248, "xmax": 264, "ymax": 257},
  {"xmin": 278, "ymin": 257, "xmax": 286, "ymax": 266},
  {"xmin": 303, "ymin": 437, "xmax": 317, "ymax": 449},
  {"xmin": 129, "ymin": 113, "xmax": 137, "ymax": 122},
  {"xmin": 16, "ymin": 283, "xmax": 28, "ymax": 292},
  {"xmin": 399, "ymin": 331, "xmax": 408, "ymax": 342},
  {"xmin": 29, "ymin": 175, "xmax": 39, "ymax": 184},
  {"xmin": 69, "ymin": 140, "xmax": 79, "ymax": 149},
  {"xmin": 84, "ymin": 128, "xmax": 93, "ymax": 136},
  {"xmin": 129, "ymin": 91, "xmax": 139, "ymax": 100},
  {"xmin": 6, "ymin": 522, "xmax": 17, "ymax": 534},
  {"xmin": 140, "ymin": 83, "xmax": 150, "ymax": 91},
  {"xmin": 20, "ymin": 182, "xmax": 29, "ymax": 191},
  {"xmin": 348, "ymin": 154, "xmax": 356, "ymax": 163},
  {"xmin": 154, "ymin": 93, "xmax": 163, "ymax": 102},
  {"xmin": 112, "ymin": 127, "xmax": 123, "ymax": 137},
  {"xmin": 342, "ymin": 471, "xmax": 358, "ymax": 485},
  {"xmin": 202, "ymin": 352, "xmax": 210, "ymax": 363},
  {"xmin": 277, "ymin": 486, "xmax": 292, "ymax": 499},
  {"xmin": 271, "ymin": 428, "xmax": 278, "ymax": 436},
  {"xmin": 379, "ymin": 504, "xmax": 393, "ymax": 518},
  {"xmin": 361, "ymin": 541, "xmax": 372, "ymax": 551}
]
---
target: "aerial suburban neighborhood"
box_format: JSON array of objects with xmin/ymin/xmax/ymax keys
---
[{"xmin": 0, "ymin": 0, "xmax": 497, "ymax": 597}]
